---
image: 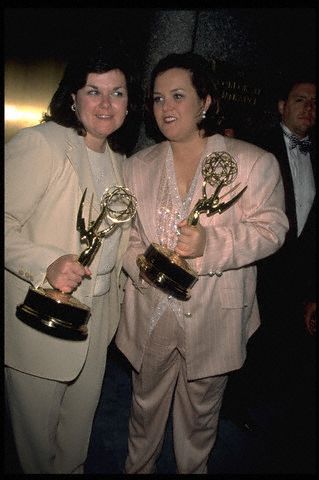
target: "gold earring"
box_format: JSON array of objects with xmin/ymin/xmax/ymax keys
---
[{"xmin": 71, "ymin": 104, "xmax": 76, "ymax": 112}]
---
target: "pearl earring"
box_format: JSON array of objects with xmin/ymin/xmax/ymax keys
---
[
  {"xmin": 71, "ymin": 104, "xmax": 76, "ymax": 112},
  {"xmin": 202, "ymin": 110, "xmax": 206, "ymax": 119}
]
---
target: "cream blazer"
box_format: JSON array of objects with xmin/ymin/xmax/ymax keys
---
[
  {"xmin": 116, "ymin": 134, "xmax": 289, "ymax": 380},
  {"xmin": 5, "ymin": 121, "xmax": 130, "ymax": 381}
]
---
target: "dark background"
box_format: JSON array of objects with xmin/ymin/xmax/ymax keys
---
[
  {"xmin": 4, "ymin": 7, "xmax": 152, "ymax": 62},
  {"xmin": 5, "ymin": 7, "xmax": 316, "ymax": 145},
  {"xmin": 5, "ymin": 7, "xmax": 315, "ymax": 71}
]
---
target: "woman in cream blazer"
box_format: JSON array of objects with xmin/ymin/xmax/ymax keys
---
[{"xmin": 5, "ymin": 47, "xmax": 137, "ymax": 474}]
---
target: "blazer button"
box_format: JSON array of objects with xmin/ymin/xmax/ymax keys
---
[
  {"xmin": 215, "ymin": 270, "xmax": 223, "ymax": 277},
  {"xmin": 208, "ymin": 271, "xmax": 214, "ymax": 277},
  {"xmin": 184, "ymin": 312, "xmax": 192, "ymax": 318}
]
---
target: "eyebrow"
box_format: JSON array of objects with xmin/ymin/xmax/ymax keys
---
[
  {"xmin": 153, "ymin": 87, "xmax": 186, "ymax": 95},
  {"xmin": 293, "ymin": 93, "xmax": 316, "ymax": 99},
  {"xmin": 85, "ymin": 83, "xmax": 126, "ymax": 90}
]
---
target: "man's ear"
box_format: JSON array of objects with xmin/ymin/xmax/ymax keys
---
[{"xmin": 278, "ymin": 99, "xmax": 285, "ymax": 115}]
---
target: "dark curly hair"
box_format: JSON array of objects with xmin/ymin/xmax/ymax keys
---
[
  {"xmin": 43, "ymin": 43, "xmax": 142, "ymax": 155},
  {"xmin": 145, "ymin": 52, "xmax": 221, "ymax": 142}
]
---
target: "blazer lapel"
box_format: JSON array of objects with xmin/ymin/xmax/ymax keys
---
[
  {"xmin": 66, "ymin": 131, "xmax": 98, "ymax": 201},
  {"xmin": 65, "ymin": 131, "xmax": 120, "ymax": 222},
  {"xmin": 274, "ymin": 128, "xmax": 298, "ymax": 238},
  {"xmin": 188, "ymin": 134, "xmax": 226, "ymax": 214},
  {"xmin": 137, "ymin": 142, "xmax": 169, "ymax": 243}
]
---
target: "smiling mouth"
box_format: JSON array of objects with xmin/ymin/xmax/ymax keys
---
[
  {"xmin": 163, "ymin": 116, "xmax": 176, "ymax": 123},
  {"xmin": 96, "ymin": 114, "xmax": 112, "ymax": 119}
]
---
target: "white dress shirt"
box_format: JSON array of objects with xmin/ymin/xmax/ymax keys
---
[{"xmin": 281, "ymin": 123, "xmax": 315, "ymax": 236}]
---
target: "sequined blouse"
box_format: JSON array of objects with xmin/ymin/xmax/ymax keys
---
[{"xmin": 149, "ymin": 144, "xmax": 203, "ymax": 332}]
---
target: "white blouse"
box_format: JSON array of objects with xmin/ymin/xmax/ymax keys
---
[{"xmin": 87, "ymin": 146, "xmax": 121, "ymax": 296}]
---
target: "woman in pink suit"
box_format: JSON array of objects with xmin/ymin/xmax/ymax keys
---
[{"xmin": 115, "ymin": 52, "xmax": 289, "ymax": 474}]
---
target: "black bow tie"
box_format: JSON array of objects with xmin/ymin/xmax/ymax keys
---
[{"xmin": 284, "ymin": 131, "xmax": 312, "ymax": 154}]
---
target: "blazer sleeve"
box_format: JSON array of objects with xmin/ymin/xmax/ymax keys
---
[
  {"xmin": 5, "ymin": 127, "xmax": 67, "ymax": 287},
  {"xmin": 196, "ymin": 149, "xmax": 289, "ymax": 275}
]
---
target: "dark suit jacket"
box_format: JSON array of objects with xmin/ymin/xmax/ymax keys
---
[{"xmin": 255, "ymin": 124, "xmax": 316, "ymax": 313}]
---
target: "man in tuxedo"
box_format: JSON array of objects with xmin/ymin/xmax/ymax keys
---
[
  {"xmin": 221, "ymin": 76, "xmax": 316, "ymax": 431},
  {"xmin": 256, "ymin": 77, "xmax": 316, "ymax": 387}
]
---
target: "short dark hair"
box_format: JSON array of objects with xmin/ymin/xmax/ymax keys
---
[
  {"xmin": 43, "ymin": 43, "xmax": 142, "ymax": 155},
  {"xmin": 277, "ymin": 74, "xmax": 316, "ymax": 101},
  {"xmin": 145, "ymin": 52, "xmax": 221, "ymax": 142}
]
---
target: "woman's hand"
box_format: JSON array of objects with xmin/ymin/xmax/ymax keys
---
[
  {"xmin": 174, "ymin": 219, "xmax": 206, "ymax": 259},
  {"xmin": 46, "ymin": 254, "xmax": 92, "ymax": 293}
]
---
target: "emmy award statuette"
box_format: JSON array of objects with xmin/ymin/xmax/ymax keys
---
[
  {"xmin": 16, "ymin": 186, "xmax": 137, "ymax": 340},
  {"xmin": 137, "ymin": 151, "xmax": 247, "ymax": 301}
]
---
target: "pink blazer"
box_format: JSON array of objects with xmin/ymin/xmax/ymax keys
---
[{"xmin": 116, "ymin": 134, "xmax": 288, "ymax": 379}]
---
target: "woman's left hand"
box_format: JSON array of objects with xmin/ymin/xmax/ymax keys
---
[{"xmin": 174, "ymin": 219, "xmax": 206, "ymax": 259}]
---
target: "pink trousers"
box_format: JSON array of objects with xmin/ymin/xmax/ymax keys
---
[{"xmin": 125, "ymin": 308, "xmax": 228, "ymax": 474}]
